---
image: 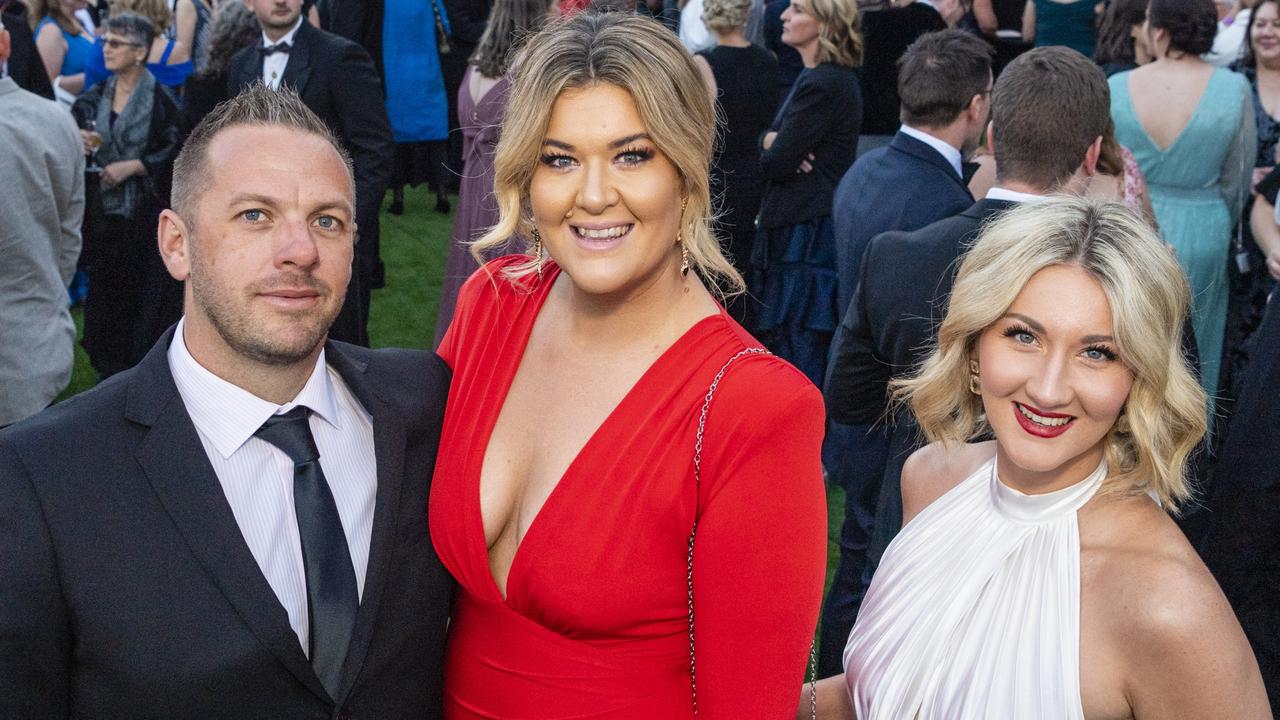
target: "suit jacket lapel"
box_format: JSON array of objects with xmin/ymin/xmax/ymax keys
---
[
  {"xmin": 281, "ymin": 23, "xmax": 314, "ymax": 96},
  {"xmin": 126, "ymin": 328, "xmax": 331, "ymax": 704},
  {"xmin": 324, "ymin": 344, "xmax": 406, "ymax": 706}
]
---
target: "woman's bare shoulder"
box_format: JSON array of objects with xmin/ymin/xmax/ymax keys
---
[
  {"xmin": 900, "ymin": 440, "xmax": 993, "ymax": 525},
  {"xmin": 1082, "ymin": 496, "xmax": 1270, "ymax": 717}
]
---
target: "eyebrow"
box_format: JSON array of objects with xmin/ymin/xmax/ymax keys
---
[
  {"xmin": 1001, "ymin": 312, "xmax": 1113, "ymax": 344},
  {"xmin": 543, "ymin": 133, "xmax": 652, "ymax": 151},
  {"xmin": 228, "ymin": 193, "xmax": 352, "ymax": 215}
]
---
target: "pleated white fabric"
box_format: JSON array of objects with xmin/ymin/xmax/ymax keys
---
[{"xmin": 843, "ymin": 456, "xmax": 1106, "ymax": 719}]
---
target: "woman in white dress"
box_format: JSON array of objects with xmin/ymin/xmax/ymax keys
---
[{"xmin": 810, "ymin": 198, "xmax": 1269, "ymax": 719}]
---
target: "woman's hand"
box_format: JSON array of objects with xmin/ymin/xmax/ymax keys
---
[
  {"xmin": 101, "ymin": 159, "xmax": 144, "ymax": 188},
  {"xmin": 763, "ymin": 131, "xmax": 778, "ymax": 150},
  {"xmin": 798, "ymin": 153, "xmax": 816, "ymax": 174},
  {"xmin": 80, "ymin": 129, "xmax": 101, "ymax": 156},
  {"xmin": 1267, "ymin": 247, "xmax": 1280, "ymax": 280},
  {"xmin": 1252, "ymin": 165, "xmax": 1273, "ymax": 194}
]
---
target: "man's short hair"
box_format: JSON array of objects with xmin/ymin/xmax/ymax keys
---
[
  {"xmin": 171, "ymin": 83, "xmax": 354, "ymax": 221},
  {"xmin": 991, "ymin": 47, "xmax": 1110, "ymax": 191},
  {"xmin": 897, "ymin": 29, "xmax": 993, "ymax": 128}
]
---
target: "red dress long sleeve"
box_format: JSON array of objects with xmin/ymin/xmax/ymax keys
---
[{"xmin": 430, "ymin": 257, "xmax": 828, "ymax": 718}]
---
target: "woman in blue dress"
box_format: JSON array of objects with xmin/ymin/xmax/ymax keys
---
[
  {"xmin": 82, "ymin": 0, "xmax": 194, "ymax": 93},
  {"xmin": 30, "ymin": 0, "xmax": 95, "ymax": 100},
  {"xmin": 1109, "ymin": 0, "xmax": 1255, "ymax": 422}
]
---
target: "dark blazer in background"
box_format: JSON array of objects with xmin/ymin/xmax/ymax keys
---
[
  {"xmin": 826, "ymin": 198, "xmax": 1016, "ymax": 574},
  {"xmin": 858, "ymin": 3, "xmax": 947, "ymax": 136},
  {"xmin": 1203, "ymin": 293, "xmax": 1280, "ymax": 716},
  {"xmin": 832, "ymin": 129, "xmax": 974, "ymax": 314},
  {"xmin": 228, "ymin": 21, "xmax": 393, "ymax": 347},
  {"xmin": 757, "ymin": 62, "xmax": 863, "ymax": 230},
  {"xmin": 2, "ymin": 2, "xmax": 55, "ymax": 100},
  {"xmin": 0, "ymin": 329, "xmax": 455, "ymax": 719}
]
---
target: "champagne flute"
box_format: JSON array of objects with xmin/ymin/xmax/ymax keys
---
[{"xmin": 85, "ymin": 119, "xmax": 103, "ymax": 174}]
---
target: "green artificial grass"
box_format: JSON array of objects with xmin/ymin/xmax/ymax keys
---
[{"xmin": 57, "ymin": 183, "xmax": 845, "ymax": 604}]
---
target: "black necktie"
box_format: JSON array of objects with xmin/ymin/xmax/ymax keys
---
[
  {"xmin": 255, "ymin": 406, "xmax": 357, "ymax": 701},
  {"xmin": 260, "ymin": 41, "xmax": 291, "ymax": 56}
]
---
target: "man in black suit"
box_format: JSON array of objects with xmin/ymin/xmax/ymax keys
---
[
  {"xmin": 821, "ymin": 47, "xmax": 1110, "ymax": 663},
  {"xmin": 229, "ymin": 0, "xmax": 393, "ymax": 347},
  {"xmin": 817, "ymin": 28, "xmax": 993, "ymax": 676},
  {"xmin": 0, "ymin": 86, "xmax": 453, "ymax": 719},
  {"xmin": 1203, "ymin": 290, "xmax": 1280, "ymax": 715},
  {"xmin": 2, "ymin": 0, "xmax": 54, "ymax": 99}
]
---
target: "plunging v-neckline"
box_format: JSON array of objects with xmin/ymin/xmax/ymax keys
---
[{"xmin": 475, "ymin": 264, "xmax": 725, "ymax": 603}]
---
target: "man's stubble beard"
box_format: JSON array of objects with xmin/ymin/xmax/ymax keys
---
[{"xmin": 187, "ymin": 237, "xmax": 340, "ymax": 367}]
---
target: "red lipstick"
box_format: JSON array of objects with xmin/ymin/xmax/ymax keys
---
[{"xmin": 1012, "ymin": 401, "xmax": 1074, "ymax": 439}]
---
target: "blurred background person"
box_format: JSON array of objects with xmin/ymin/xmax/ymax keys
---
[
  {"xmin": 1110, "ymin": 0, "xmax": 1255, "ymax": 417},
  {"xmin": 1083, "ymin": 119, "xmax": 1156, "ymax": 224},
  {"xmin": 692, "ymin": 0, "xmax": 780, "ymax": 325},
  {"xmin": 855, "ymin": 0, "xmax": 945, "ymax": 138},
  {"xmin": 439, "ymin": 0, "xmax": 496, "ymax": 195},
  {"xmin": 182, "ymin": 0, "xmax": 257, "ymax": 129},
  {"xmin": 1021, "ymin": 0, "xmax": 1099, "ymax": 57},
  {"xmin": 84, "ymin": 0, "xmax": 195, "ymax": 92},
  {"xmin": 71, "ymin": 11, "xmax": 182, "ymax": 378},
  {"xmin": 1093, "ymin": 0, "xmax": 1152, "ymax": 75},
  {"xmin": 1207, "ymin": 0, "xmax": 1255, "ymax": 64},
  {"xmin": 433, "ymin": 0, "xmax": 551, "ymax": 345},
  {"xmin": 172, "ymin": 0, "xmax": 209, "ymax": 74},
  {"xmin": 753, "ymin": 0, "xmax": 862, "ymax": 387},
  {"xmin": 30, "ymin": 0, "xmax": 93, "ymax": 102},
  {"xmin": 0, "ymin": 22, "xmax": 83, "ymax": 426},
  {"xmin": 3, "ymin": 0, "xmax": 56, "ymax": 98},
  {"xmin": 329, "ymin": 0, "xmax": 453, "ymax": 220},
  {"xmin": 1222, "ymin": 0, "xmax": 1280, "ymax": 421},
  {"xmin": 764, "ymin": 0, "xmax": 804, "ymax": 100}
]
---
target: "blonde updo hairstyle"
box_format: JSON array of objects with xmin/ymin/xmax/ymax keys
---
[
  {"xmin": 801, "ymin": 0, "xmax": 863, "ymax": 67},
  {"xmin": 892, "ymin": 198, "xmax": 1206, "ymax": 511},
  {"xmin": 471, "ymin": 12, "xmax": 743, "ymax": 297},
  {"xmin": 702, "ymin": 0, "xmax": 753, "ymax": 33}
]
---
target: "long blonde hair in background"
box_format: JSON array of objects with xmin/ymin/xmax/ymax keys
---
[
  {"xmin": 469, "ymin": 11, "xmax": 744, "ymax": 298},
  {"xmin": 892, "ymin": 198, "xmax": 1206, "ymax": 511}
]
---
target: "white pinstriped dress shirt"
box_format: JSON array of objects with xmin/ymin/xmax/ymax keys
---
[{"xmin": 167, "ymin": 317, "xmax": 377, "ymax": 656}]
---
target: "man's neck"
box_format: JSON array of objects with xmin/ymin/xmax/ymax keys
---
[
  {"xmin": 994, "ymin": 179, "xmax": 1045, "ymax": 195},
  {"xmin": 904, "ymin": 122, "xmax": 965, "ymax": 156},
  {"xmin": 181, "ymin": 316, "xmax": 321, "ymax": 405}
]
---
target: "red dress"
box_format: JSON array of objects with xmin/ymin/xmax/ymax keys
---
[{"xmin": 430, "ymin": 257, "xmax": 828, "ymax": 718}]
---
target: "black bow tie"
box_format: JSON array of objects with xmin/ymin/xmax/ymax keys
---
[{"xmin": 260, "ymin": 41, "xmax": 291, "ymax": 56}]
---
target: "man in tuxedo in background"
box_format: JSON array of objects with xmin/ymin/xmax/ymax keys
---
[
  {"xmin": 822, "ymin": 47, "xmax": 1109, "ymax": 656},
  {"xmin": 229, "ymin": 0, "xmax": 393, "ymax": 347},
  {"xmin": 0, "ymin": 86, "xmax": 453, "ymax": 719},
  {"xmin": 817, "ymin": 28, "xmax": 993, "ymax": 676}
]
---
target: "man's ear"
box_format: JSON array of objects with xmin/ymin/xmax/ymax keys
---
[
  {"xmin": 985, "ymin": 121, "xmax": 996, "ymax": 156},
  {"xmin": 158, "ymin": 209, "xmax": 193, "ymax": 282},
  {"xmin": 1081, "ymin": 135, "xmax": 1104, "ymax": 178}
]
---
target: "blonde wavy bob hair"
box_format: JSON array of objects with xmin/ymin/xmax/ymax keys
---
[
  {"xmin": 892, "ymin": 198, "xmax": 1206, "ymax": 511},
  {"xmin": 797, "ymin": 0, "xmax": 863, "ymax": 68},
  {"xmin": 471, "ymin": 12, "xmax": 743, "ymax": 297}
]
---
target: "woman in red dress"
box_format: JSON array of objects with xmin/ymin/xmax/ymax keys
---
[{"xmin": 428, "ymin": 12, "xmax": 828, "ymax": 718}]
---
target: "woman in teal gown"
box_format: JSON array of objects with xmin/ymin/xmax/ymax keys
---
[{"xmin": 1109, "ymin": 0, "xmax": 1255, "ymax": 421}]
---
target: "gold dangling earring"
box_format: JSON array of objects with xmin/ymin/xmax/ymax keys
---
[
  {"xmin": 969, "ymin": 359, "xmax": 981, "ymax": 395},
  {"xmin": 531, "ymin": 227, "xmax": 544, "ymax": 279},
  {"xmin": 678, "ymin": 197, "xmax": 690, "ymax": 277}
]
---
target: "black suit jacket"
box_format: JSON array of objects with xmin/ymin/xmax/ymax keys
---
[
  {"xmin": 757, "ymin": 62, "xmax": 863, "ymax": 229},
  {"xmin": 0, "ymin": 328, "xmax": 454, "ymax": 719},
  {"xmin": 832, "ymin": 130, "xmax": 974, "ymax": 313},
  {"xmin": 2, "ymin": 2, "xmax": 55, "ymax": 100},
  {"xmin": 825, "ymin": 198, "xmax": 1014, "ymax": 547},
  {"xmin": 1203, "ymin": 293, "xmax": 1280, "ymax": 714},
  {"xmin": 228, "ymin": 22, "xmax": 392, "ymax": 238}
]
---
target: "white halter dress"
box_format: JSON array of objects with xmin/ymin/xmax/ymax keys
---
[{"xmin": 843, "ymin": 456, "xmax": 1106, "ymax": 719}]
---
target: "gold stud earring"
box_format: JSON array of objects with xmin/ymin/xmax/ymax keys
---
[
  {"xmin": 531, "ymin": 227, "xmax": 543, "ymax": 279},
  {"xmin": 969, "ymin": 359, "xmax": 981, "ymax": 395}
]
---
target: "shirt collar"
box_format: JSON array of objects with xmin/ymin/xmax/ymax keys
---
[
  {"xmin": 262, "ymin": 16, "xmax": 303, "ymax": 48},
  {"xmin": 985, "ymin": 186, "xmax": 1049, "ymax": 204},
  {"xmin": 899, "ymin": 124, "xmax": 963, "ymax": 178},
  {"xmin": 167, "ymin": 316, "xmax": 341, "ymax": 460}
]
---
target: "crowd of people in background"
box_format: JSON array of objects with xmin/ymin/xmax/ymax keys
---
[{"xmin": 3, "ymin": 0, "xmax": 1280, "ymax": 713}]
